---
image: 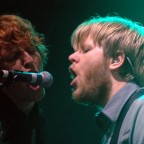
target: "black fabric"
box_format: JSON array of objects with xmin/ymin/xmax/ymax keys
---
[
  {"xmin": 110, "ymin": 88, "xmax": 144, "ymax": 144},
  {"xmin": 96, "ymin": 112, "xmax": 112, "ymax": 133},
  {"xmin": 0, "ymin": 91, "xmax": 47, "ymax": 144}
]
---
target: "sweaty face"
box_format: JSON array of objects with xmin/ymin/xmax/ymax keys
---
[
  {"xmin": 69, "ymin": 37, "xmax": 111, "ymax": 106},
  {"xmin": 1, "ymin": 47, "xmax": 45, "ymax": 103}
]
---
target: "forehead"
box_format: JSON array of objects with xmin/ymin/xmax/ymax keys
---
[
  {"xmin": 81, "ymin": 36, "xmax": 94, "ymax": 46},
  {"xmin": 73, "ymin": 35, "xmax": 95, "ymax": 51},
  {"xmin": 0, "ymin": 45, "xmax": 41, "ymax": 65},
  {"xmin": 71, "ymin": 25, "xmax": 99, "ymax": 50}
]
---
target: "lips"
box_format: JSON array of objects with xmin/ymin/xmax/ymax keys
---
[
  {"xmin": 69, "ymin": 67, "xmax": 77, "ymax": 87},
  {"xmin": 69, "ymin": 66, "xmax": 77, "ymax": 77},
  {"xmin": 29, "ymin": 84, "xmax": 41, "ymax": 91},
  {"xmin": 25, "ymin": 70, "xmax": 41, "ymax": 91}
]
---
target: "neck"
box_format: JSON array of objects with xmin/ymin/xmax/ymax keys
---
[{"xmin": 108, "ymin": 77, "xmax": 127, "ymax": 103}]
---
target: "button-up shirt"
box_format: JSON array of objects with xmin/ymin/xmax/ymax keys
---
[{"xmin": 96, "ymin": 82, "xmax": 140, "ymax": 144}]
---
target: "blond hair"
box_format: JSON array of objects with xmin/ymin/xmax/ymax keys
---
[{"xmin": 71, "ymin": 15, "xmax": 144, "ymax": 85}]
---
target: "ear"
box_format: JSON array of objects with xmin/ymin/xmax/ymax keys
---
[{"xmin": 109, "ymin": 51, "xmax": 125, "ymax": 70}]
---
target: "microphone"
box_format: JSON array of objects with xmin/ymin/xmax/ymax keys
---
[{"xmin": 0, "ymin": 70, "xmax": 53, "ymax": 88}]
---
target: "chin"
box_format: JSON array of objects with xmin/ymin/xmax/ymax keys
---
[
  {"xmin": 72, "ymin": 94, "xmax": 93, "ymax": 106},
  {"xmin": 26, "ymin": 90, "xmax": 45, "ymax": 102},
  {"xmin": 72, "ymin": 90, "xmax": 83, "ymax": 102},
  {"xmin": 72, "ymin": 88, "xmax": 93, "ymax": 104},
  {"xmin": 34, "ymin": 97, "xmax": 43, "ymax": 102},
  {"xmin": 29, "ymin": 95, "xmax": 44, "ymax": 102}
]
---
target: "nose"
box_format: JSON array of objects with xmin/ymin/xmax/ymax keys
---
[
  {"xmin": 22, "ymin": 51, "xmax": 34, "ymax": 69},
  {"xmin": 68, "ymin": 51, "xmax": 79, "ymax": 63}
]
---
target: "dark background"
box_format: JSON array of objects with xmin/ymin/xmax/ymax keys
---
[{"xmin": 0, "ymin": 0, "xmax": 144, "ymax": 143}]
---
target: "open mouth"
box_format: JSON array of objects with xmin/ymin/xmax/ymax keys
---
[
  {"xmin": 69, "ymin": 68, "xmax": 77, "ymax": 80},
  {"xmin": 69, "ymin": 68, "xmax": 78, "ymax": 90},
  {"xmin": 29, "ymin": 84, "xmax": 40, "ymax": 91}
]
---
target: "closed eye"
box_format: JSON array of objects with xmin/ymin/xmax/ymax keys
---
[{"xmin": 82, "ymin": 48, "xmax": 91, "ymax": 53}]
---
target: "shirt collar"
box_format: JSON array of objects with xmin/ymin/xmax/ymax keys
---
[
  {"xmin": 102, "ymin": 82, "xmax": 139, "ymax": 122},
  {"xmin": 95, "ymin": 82, "xmax": 139, "ymax": 131}
]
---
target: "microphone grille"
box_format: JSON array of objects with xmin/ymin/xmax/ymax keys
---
[{"xmin": 41, "ymin": 71, "xmax": 53, "ymax": 88}]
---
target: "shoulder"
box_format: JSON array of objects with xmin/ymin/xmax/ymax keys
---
[
  {"xmin": 119, "ymin": 94, "xmax": 144, "ymax": 143},
  {"xmin": 127, "ymin": 87, "xmax": 144, "ymax": 119}
]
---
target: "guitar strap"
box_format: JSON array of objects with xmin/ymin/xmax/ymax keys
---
[{"xmin": 110, "ymin": 88, "xmax": 144, "ymax": 144}]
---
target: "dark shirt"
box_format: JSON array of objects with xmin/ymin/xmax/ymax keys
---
[{"xmin": 0, "ymin": 91, "xmax": 46, "ymax": 144}]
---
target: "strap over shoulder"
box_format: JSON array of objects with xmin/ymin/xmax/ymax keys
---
[{"xmin": 110, "ymin": 87, "xmax": 144, "ymax": 144}]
